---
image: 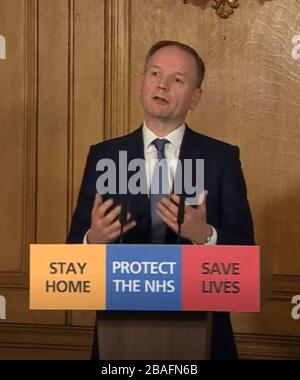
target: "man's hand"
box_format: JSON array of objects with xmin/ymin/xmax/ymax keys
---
[
  {"xmin": 87, "ymin": 193, "xmax": 136, "ymax": 244},
  {"xmin": 156, "ymin": 191, "xmax": 212, "ymax": 244}
]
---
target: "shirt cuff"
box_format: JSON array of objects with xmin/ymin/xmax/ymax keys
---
[
  {"xmin": 192, "ymin": 225, "xmax": 218, "ymax": 245},
  {"xmin": 204, "ymin": 225, "xmax": 217, "ymax": 245},
  {"xmin": 83, "ymin": 230, "xmax": 90, "ymax": 244}
]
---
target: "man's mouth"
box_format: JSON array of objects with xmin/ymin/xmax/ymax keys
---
[{"xmin": 153, "ymin": 96, "xmax": 169, "ymax": 105}]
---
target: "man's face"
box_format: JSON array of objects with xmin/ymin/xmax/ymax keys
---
[{"xmin": 139, "ymin": 46, "xmax": 202, "ymax": 126}]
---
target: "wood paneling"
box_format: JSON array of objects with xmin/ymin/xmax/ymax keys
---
[
  {"xmin": 0, "ymin": 323, "xmax": 92, "ymax": 360},
  {"xmin": 36, "ymin": 0, "xmax": 69, "ymax": 243},
  {"xmin": 232, "ymin": 300, "xmax": 300, "ymax": 337},
  {"xmin": 0, "ymin": 288, "xmax": 64, "ymax": 324},
  {"xmin": 0, "ymin": 0, "xmax": 300, "ymax": 359},
  {"xmin": 72, "ymin": 0, "xmax": 105, "ymax": 220},
  {"xmin": 103, "ymin": 0, "xmax": 131, "ymax": 139},
  {"xmin": 0, "ymin": 0, "xmax": 105, "ymax": 358},
  {"xmin": 236, "ymin": 333, "xmax": 300, "ymax": 360},
  {"xmin": 0, "ymin": 0, "xmax": 37, "ymax": 289},
  {"xmin": 0, "ymin": 0, "xmax": 28, "ymax": 277}
]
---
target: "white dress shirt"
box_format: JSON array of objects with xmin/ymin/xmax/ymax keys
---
[{"xmin": 143, "ymin": 122, "xmax": 184, "ymax": 193}]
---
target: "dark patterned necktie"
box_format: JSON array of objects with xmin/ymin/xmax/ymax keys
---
[{"xmin": 150, "ymin": 138, "xmax": 170, "ymax": 243}]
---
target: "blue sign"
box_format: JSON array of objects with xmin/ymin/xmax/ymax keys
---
[{"xmin": 106, "ymin": 245, "xmax": 181, "ymax": 310}]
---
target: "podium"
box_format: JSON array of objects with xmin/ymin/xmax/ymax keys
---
[
  {"xmin": 97, "ymin": 311, "xmax": 212, "ymax": 360},
  {"xmin": 30, "ymin": 244, "xmax": 266, "ymax": 360},
  {"xmin": 96, "ymin": 246, "xmax": 260, "ymax": 360}
]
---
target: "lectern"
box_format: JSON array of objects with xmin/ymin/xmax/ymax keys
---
[
  {"xmin": 95, "ymin": 244, "xmax": 262, "ymax": 360},
  {"xmin": 30, "ymin": 243, "xmax": 265, "ymax": 360},
  {"xmin": 97, "ymin": 311, "xmax": 212, "ymax": 360}
]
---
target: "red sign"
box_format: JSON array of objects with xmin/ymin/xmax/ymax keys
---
[{"xmin": 182, "ymin": 245, "xmax": 260, "ymax": 312}]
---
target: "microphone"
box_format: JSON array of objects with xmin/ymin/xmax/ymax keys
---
[
  {"xmin": 119, "ymin": 200, "xmax": 128, "ymax": 244},
  {"xmin": 177, "ymin": 194, "xmax": 185, "ymax": 244}
]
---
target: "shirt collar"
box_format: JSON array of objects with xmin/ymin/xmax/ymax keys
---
[{"xmin": 142, "ymin": 122, "xmax": 185, "ymax": 151}]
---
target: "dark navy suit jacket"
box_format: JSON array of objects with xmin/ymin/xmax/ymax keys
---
[{"xmin": 67, "ymin": 125, "xmax": 255, "ymax": 360}]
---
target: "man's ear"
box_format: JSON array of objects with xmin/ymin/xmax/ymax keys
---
[{"xmin": 190, "ymin": 88, "xmax": 202, "ymax": 111}]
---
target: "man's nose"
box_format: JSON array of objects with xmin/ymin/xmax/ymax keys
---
[{"xmin": 157, "ymin": 76, "xmax": 169, "ymax": 91}]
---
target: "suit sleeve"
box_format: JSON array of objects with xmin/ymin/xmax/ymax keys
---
[
  {"xmin": 66, "ymin": 146, "xmax": 97, "ymax": 243},
  {"xmin": 216, "ymin": 146, "xmax": 255, "ymax": 245}
]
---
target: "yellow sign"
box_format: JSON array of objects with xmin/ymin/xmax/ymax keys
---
[{"xmin": 30, "ymin": 244, "xmax": 106, "ymax": 309}]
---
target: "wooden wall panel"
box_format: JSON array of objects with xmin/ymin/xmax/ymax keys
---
[
  {"xmin": 0, "ymin": 0, "xmax": 67, "ymax": 334},
  {"xmin": 0, "ymin": 289, "xmax": 65, "ymax": 325},
  {"xmin": 36, "ymin": 0, "xmax": 69, "ymax": 243},
  {"xmin": 0, "ymin": 0, "xmax": 87, "ymax": 358},
  {"xmin": 72, "ymin": 0, "xmax": 105, "ymax": 218},
  {"xmin": 102, "ymin": 0, "xmax": 131, "ymax": 140},
  {"xmin": 0, "ymin": 323, "xmax": 91, "ymax": 360},
  {"xmin": 0, "ymin": 0, "xmax": 27, "ymax": 274}
]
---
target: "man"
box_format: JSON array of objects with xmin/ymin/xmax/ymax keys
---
[{"xmin": 67, "ymin": 40, "xmax": 254, "ymax": 360}]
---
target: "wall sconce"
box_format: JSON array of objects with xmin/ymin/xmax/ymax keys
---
[
  {"xmin": 212, "ymin": 0, "xmax": 239, "ymax": 18},
  {"xmin": 180, "ymin": 0, "xmax": 240, "ymax": 19}
]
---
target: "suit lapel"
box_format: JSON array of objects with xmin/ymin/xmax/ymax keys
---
[
  {"xmin": 174, "ymin": 125, "xmax": 203, "ymax": 200},
  {"xmin": 126, "ymin": 126, "xmax": 151, "ymax": 239}
]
